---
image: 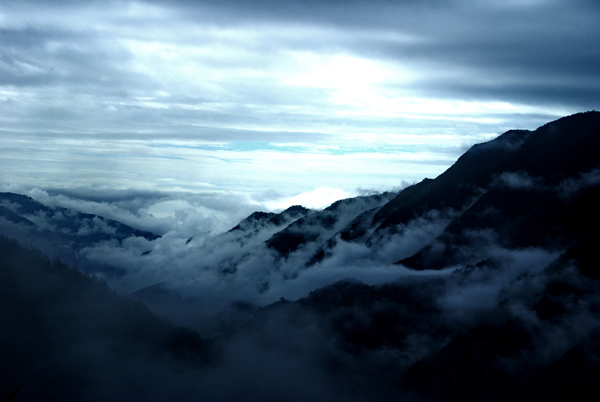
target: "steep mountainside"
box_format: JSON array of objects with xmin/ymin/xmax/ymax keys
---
[
  {"xmin": 0, "ymin": 192, "xmax": 159, "ymax": 243},
  {"xmin": 372, "ymin": 128, "xmax": 532, "ymax": 234},
  {"xmin": 221, "ymin": 112, "xmax": 600, "ymax": 274},
  {"xmin": 0, "ymin": 192, "xmax": 159, "ymax": 273},
  {"xmin": 265, "ymin": 191, "xmax": 395, "ymax": 258},
  {"xmin": 228, "ymin": 205, "xmax": 311, "ymax": 235},
  {"xmin": 397, "ymin": 111, "xmax": 600, "ymax": 270},
  {"xmin": 0, "ymin": 235, "xmax": 212, "ymax": 401}
]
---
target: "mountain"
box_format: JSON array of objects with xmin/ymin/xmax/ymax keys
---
[
  {"xmin": 1, "ymin": 112, "xmax": 599, "ymax": 401},
  {"xmin": 265, "ymin": 192, "xmax": 395, "ymax": 259},
  {"xmin": 245, "ymin": 246, "xmax": 600, "ymax": 401},
  {"xmin": 0, "ymin": 192, "xmax": 159, "ymax": 243},
  {"xmin": 235, "ymin": 112, "xmax": 600, "ymax": 400},
  {"xmin": 0, "ymin": 235, "xmax": 213, "ymax": 401},
  {"xmin": 211, "ymin": 112, "xmax": 600, "ymax": 278},
  {"xmin": 395, "ymin": 111, "xmax": 600, "ymax": 270},
  {"xmin": 228, "ymin": 204, "xmax": 311, "ymax": 235},
  {"xmin": 371, "ymin": 128, "xmax": 531, "ymax": 236},
  {"xmin": 5, "ymin": 112, "xmax": 598, "ymax": 285},
  {"xmin": 0, "ymin": 192, "xmax": 159, "ymax": 273}
]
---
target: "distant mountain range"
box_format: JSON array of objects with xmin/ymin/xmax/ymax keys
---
[
  {"xmin": 1, "ymin": 111, "xmax": 599, "ymax": 401},
  {"xmin": 226, "ymin": 111, "xmax": 600, "ymax": 276},
  {"xmin": 0, "ymin": 192, "xmax": 158, "ymax": 243},
  {"xmin": 0, "ymin": 192, "xmax": 159, "ymax": 274},
  {"xmin": 3, "ymin": 112, "xmax": 599, "ymax": 279}
]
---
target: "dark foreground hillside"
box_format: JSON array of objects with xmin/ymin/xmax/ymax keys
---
[{"xmin": 0, "ymin": 235, "xmax": 213, "ymax": 402}]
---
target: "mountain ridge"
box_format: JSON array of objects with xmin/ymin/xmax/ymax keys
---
[
  {"xmin": 0, "ymin": 192, "xmax": 160, "ymax": 275},
  {"xmin": 397, "ymin": 111, "xmax": 600, "ymax": 270},
  {"xmin": 1, "ymin": 111, "xmax": 599, "ymax": 401},
  {"xmin": 219, "ymin": 111, "xmax": 600, "ymax": 275}
]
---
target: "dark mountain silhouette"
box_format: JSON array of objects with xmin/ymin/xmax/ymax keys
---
[
  {"xmin": 0, "ymin": 205, "xmax": 36, "ymax": 227},
  {"xmin": 264, "ymin": 191, "xmax": 395, "ymax": 258},
  {"xmin": 372, "ymin": 129, "xmax": 531, "ymax": 234},
  {"xmin": 0, "ymin": 235, "xmax": 212, "ymax": 401},
  {"xmin": 0, "ymin": 192, "xmax": 159, "ymax": 244},
  {"xmin": 189, "ymin": 111, "xmax": 598, "ymax": 401},
  {"xmin": 0, "ymin": 192, "xmax": 160, "ymax": 274},
  {"xmin": 212, "ymin": 111, "xmax": 600, "ymax": 276},
  {"xmin": 229, "ymin": 205, "xmax": 311, "ymax": 235},
  {"xmin": 396, "ymin": 111, "xmax": 600, "ymax": 270},
  {"xmin": 372, "ymin": 111, "xmax": 599, "ymax": 239}
]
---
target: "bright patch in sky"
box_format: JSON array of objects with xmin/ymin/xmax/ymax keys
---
[
  {"xmin": 287, "ymin": 53, "xmax": 395, "ymax": 89},
  {"xmin": 263, "ymin": 187, "xmax": 355, "ymax": 211}
]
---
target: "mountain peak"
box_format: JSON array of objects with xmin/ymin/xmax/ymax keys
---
[{"xmin": 395, "ymin": 111, "xmax": 600, "ymax": 270}]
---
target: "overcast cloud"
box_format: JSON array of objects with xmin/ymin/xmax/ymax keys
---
[{"xmin": 1, "ymin": 0, "xmax": 598, "ymax": 210}]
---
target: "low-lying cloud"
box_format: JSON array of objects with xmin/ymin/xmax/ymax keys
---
[{"xmin": 2, "ymin": 181, "xmax": 599, "ymax": 401}]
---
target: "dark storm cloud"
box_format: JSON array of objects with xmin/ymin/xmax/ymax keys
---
[
  {"xmin": 165, "ymin": 1, "xmax": 600, "ymax": 83},
  {"xmin": 223, "ymin": 0, "xmax": 591, "ymax": 116},
  {"xmin": 150, "ymin": 0, "xmax": 452, "ymax": 28},
  {"xmin": 7, "ymin": 0, "xmax": 597, "ymax": 111},
  {"xmin": 0, "ymin": 27, "xmax": 135, "ymax": 91},
  {"xmin": 345, "ymin": 1, "xmax": 600, "ymax": 108}
]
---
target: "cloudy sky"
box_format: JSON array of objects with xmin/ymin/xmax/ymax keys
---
[{"xmin": 1, "ymin": 0, "xmax": 599, "ymax": 212}]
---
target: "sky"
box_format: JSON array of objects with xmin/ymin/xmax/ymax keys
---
[{"xmin": 1, "ymin": 0, "xmax": 599, "ymax": 214}]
